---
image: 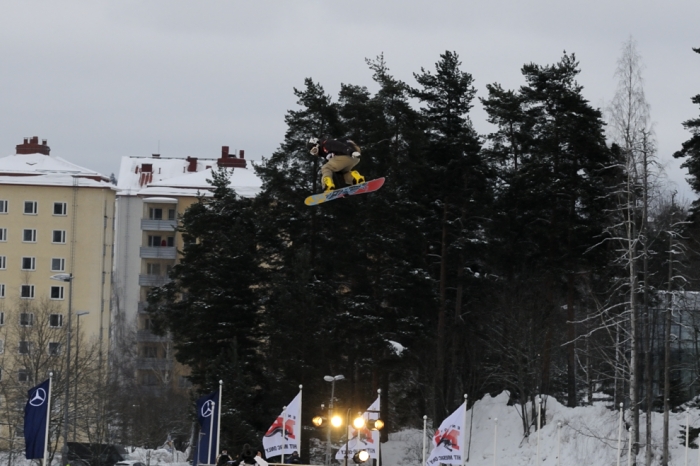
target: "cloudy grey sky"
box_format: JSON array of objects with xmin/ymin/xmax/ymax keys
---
[{"xmin": 2, "ymin": 1, "xmax": 698, "ymax": 200}]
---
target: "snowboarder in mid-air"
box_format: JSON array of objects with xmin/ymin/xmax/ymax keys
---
[{"xmin": 308, "ymin": 136, "xmax": 365, "ymax": 192}]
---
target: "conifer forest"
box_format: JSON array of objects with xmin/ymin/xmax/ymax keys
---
[{"xmin": 147, "ymin": 44, "xmax": 700, "ymax": 454}]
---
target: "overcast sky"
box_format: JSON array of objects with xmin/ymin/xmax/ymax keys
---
[{"xmin": 2, "ymin": 1, "xmax": 699, "ymax": 200}]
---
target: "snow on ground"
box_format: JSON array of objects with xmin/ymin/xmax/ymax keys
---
[{"xmin": 2, "ymin": 392, "xmax": 699, "ymax": 466}]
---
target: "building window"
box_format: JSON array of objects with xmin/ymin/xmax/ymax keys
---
[
  {"xmin": 23, "ymin": 201, "xmax": 37, "ymax": 215},
  {"xmin": 48, "ymin": 342, "xmax": 61, "ymax": 356},
  {"xmin": 0, "ymin": 284, "xmax": 4, "ymax": 298},
  {"xmin": 52, "ymin": 230, "xmax": 66, "ymax": 244},
  {"xmin": 20, "ymin": 313, "xmax": 34, "ymax": 326},
  {"xmin": 149, "ymin": 208, "xmax": 163, "ymax": 220},
  {"xmin": 0, "ymin": 200, "xmax": 7, "ymax": 213},
  {"xmin": 51, "ymin": 258, "xmax": 65, "ymax": 272},
  {"xmin": 18, "ymin": 369, "xmax": 30, "ymax": 383},
  {"xmin": 21, "ymin": 257, "xmax": 36, "ymax": 271},
  {"xmin": 142, "ymin": 345, "xmax": 158, "ymax": 358},
  {"xmin": 0, "ymin": 339, "xmax": 4, "ymax": 354},
  {"xmin": 0, "ymin": 228, "xmax": 6, "ymax": 241},
  {"xmin": 53, "ymin": 202, "xmax": 67, "ymax": 216},
  {"xmin": 148, "ymin": 235, "xmax": 174, "ymax": 247},
  {"xmin": 23, "ymin": 229, "xmax": 36, "ymax": 242},
  {"xmin": 20, "ymin": 285, "xmax": 35, "ymax": 299},
  {"xmin": 50, "ymin": 286, "xmax": 64, "ymax": 300},
  {"xmin": 49, "ymin": 314, "xmax": 63, "ymax": 328},
  {"xmin": 168, "ymin": 209, "xmax": 176, "ymax": 220},
  {"xmin": 18, "ymin": 341, "xmax": 31, "ymax": 354},
  {"xmin": 0, "ymin": 312, "xmax": 4, "ymax": 324},
  {"xmin": 146, "ymin": 263, "xmax": 161, "ymax": 275},
  {"xmin": 0, "ymin": 256, "xmax": 5, "ymax": 269}
]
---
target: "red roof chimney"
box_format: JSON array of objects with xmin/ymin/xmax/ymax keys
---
[
  {"xmin": 186, "ymin": 156, "xmax": 198, "ymax": 172},
  {"xmin": 16, "ymin": 136, "xmax": 50, "ymax": 155},
  {"xmin": 217, "ymin": 145, "xmax": 247, "ymax": 168}
]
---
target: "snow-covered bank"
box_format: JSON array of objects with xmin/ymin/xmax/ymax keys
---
[
  {"xmin": 381, "ymin": 392, "xmax": 700, "ymax": 466},
  {"xmin": 2, "ymin": 393, "xmax": 699, "ymax": 466}
]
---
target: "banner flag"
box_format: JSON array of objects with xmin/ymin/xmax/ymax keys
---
[
  {"xmin": 263, "ymin": 391, "xmax": 302, "ymax": 457},
  {"xmin": 24, "ymin": 379, "xmax": 51, "ymax": 459},
  {"xmin": 196, "ymin": 391, "xmax": 219, "ymax": 465},
  {"xmin": 425, "ymin": 401, "xmax": 467, "ymax": 466},
  {"xmin": 335, "ymin": 397, "xmax": 381, "ymax": 461}
]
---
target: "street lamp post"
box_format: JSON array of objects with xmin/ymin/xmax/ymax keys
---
[
  {"xmin": 323, "ymin": 375, "xmax": 345, "ymax": 465},
  {"xmin": 50, "ymin": 273, "xmax": 73, "ymax": 466},
  {"xmin": 73, "ymin": 311, "xmax": 89, "ymax": 441}
]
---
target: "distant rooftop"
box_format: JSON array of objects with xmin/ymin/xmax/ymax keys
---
[
  {"xmin": 116, "ymin": 146, "xmax": 262, "ymax": 198},
  {"xmin": 0, "ymin": 136, "xmax": 112, "ymax": 188}
]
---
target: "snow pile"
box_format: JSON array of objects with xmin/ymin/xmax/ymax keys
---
[
  {"xmin": 2, "ymin": 392, "xmax": 699, "ymax": 466},
  {"xmin": 381, "ymin": 392, "xmax": 700, "ymax": 466}
]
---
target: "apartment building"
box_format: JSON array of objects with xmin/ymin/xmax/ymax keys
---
[
  {"xmin": 113, "ymin": 147, "xmax": 261, "ymax": 390},
  {"xmin": 0, "ymin": 136, "xmax": 115, "ymax": 437}
]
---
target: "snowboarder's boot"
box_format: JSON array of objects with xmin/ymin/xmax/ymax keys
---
[
  {"xmin": 322, "ymin": 176, "xmax": 335, "ymax": 192},
  {"xmin": 350, "ymin": 171, "xmax": 366, "ymax": 185}
]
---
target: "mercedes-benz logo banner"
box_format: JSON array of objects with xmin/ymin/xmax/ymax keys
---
[
  {"xmin": 24, "ymin": 378, "xmax": 51, "ymax": 459},
  {"xmin": 195, "ymin": 391, "xmax": 219, "ymax": 466}
]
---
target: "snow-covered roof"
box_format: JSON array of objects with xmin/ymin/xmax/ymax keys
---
[
  {"xmin": 0, "ymin": 153, "xmax": 112, "ymax": 188},
  {"xmin": 117, "ymin": 155, "xmax": 262, "ymax": 198}
]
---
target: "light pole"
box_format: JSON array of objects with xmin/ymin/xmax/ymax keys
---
[
  {"xmin": 73, "ymin": 311, "xmax": 89, "ymax": 441},
  {"xmin": 324, "ymin": 375, "xmax": 345, "ymax": 465},
  {"xmin": 50, "ymin": 273, "xmax": 73, "ymax": 465}
]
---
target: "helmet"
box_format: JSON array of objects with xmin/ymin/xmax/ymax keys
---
[{"xmin": 308, "ymin": 137, "xmax": 320, "ymax": 156}]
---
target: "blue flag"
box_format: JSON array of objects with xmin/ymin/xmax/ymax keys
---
[
  {"xmin": 24, "ymin": 378, "xmax": 51, "ymax": 459},
  {"xmin": 196, "ymin": 391, "xmax": 219, "ymax": 465}
]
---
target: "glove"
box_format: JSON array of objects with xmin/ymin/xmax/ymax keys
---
[
  {"xmin": 352, "ymin": 151, "xmax": 361, "ymax": 158},
  {"xmin": 326, "ymin": 153, "xmax": 335, "ymax": 160}
]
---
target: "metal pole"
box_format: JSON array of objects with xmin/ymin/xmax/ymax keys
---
[
  {"xmin": 208, "ymin": 402, "xmax": 215, "ymax": 465},
  {"xmin": 281, "ymin": 405, "xmax": 287, "ymax": 465},
  {"xmin": 44, "ymin": 373, "xmax": 54, "ymax": 466},
  {"xmin": 377, "ymin": 389, "xmax": 382, "ymax": 466},
  {"xmin": 62, "ymin": 274, "xmax": 73, "ymax": 466},
  {"xmin": 216, "ymin": 381, "xmax": 223, "ymax": 459},
  {"xmin": 422, "ymin": 415, "xmax": 427, "ymax": 466},
  {"xmin": 462, "ymin": 394, "xmax": 467, "ymax": 466},
  {"xmin": 617, "ymin": 403, "xmax": 623, "ymax": 466},
  {"xmin": 327, "ymin": 380, "xmax": 336, "ymax": 466},
  {"xmin": 686, "ymin": 409, "xmax": 690, "ymax": 466},
  {"xmin": 344, "ymin": 408, "xmax": 350, "ymax": 466},
  {"xmin": 536, "ymin": 397, "xmax": 541, "ymax": 465}
]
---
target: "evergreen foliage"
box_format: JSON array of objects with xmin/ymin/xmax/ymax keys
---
[{"xmin": 145, "ymin": 48, "xmax": 700, "ymax": 451}]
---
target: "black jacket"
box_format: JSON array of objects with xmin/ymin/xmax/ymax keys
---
[{"xmin": 320, "ymin": 138, "xmax": 359, "ymax": 157}]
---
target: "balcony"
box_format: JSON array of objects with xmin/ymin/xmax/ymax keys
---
[
  {"xmin": 138, "ymin": 274, "xmax": 170, "ymax": 287},
  {"xmin": 141, "ymin": 219, "xmax": 178, "ymax": 231},
  {"xmin": 136, "ymin": 330, "xmax": 170, "ymax": 343},
  {"xmin": 136, "ymin": 358, "xmax": 173, "ymax": 371},
  {"xmin": 139, "ymin": 246, "xmax": 177, "ymax": 259}
]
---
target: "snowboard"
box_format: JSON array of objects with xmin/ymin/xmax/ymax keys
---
[{"xmin": 304, "ymin": 177, "xmax": 385, "ymax": 206}]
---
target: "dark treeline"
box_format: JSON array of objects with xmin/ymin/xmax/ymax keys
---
[{"xmin": 147, "ymin": 48, "xmax": 700, "ymax": 457}]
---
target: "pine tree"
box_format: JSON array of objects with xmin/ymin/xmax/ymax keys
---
[
  {"xmin": 411, "ymin": 51, "xmax": 492, "ymax": 421},
  {"xmin": 674, "ymin": 48, "xmax": 700, "ymax": 218},
  {"xmin": 147, "ymin": 168, "xmax": 265, "ymax": 445},
  {"xmin": 482, "ymin": 53, "xmax": 615, "ymax": 409}
]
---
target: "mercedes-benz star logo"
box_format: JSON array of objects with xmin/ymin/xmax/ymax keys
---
[
  {"xmin": 201, "ymin": 400, "xmax": 215, "ymax": 418},
  {"xmin": 30, "ymin": 388, "xmax": 47, "ymax": 407}
]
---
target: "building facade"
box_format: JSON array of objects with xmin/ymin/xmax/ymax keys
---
[
  {"xmin": 0, "ymin": 137, "xmax": 115, "ymax": 441},
  {"xmin": 112, "ymin": 147, "xmax": 261, "ymax": 390}
]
